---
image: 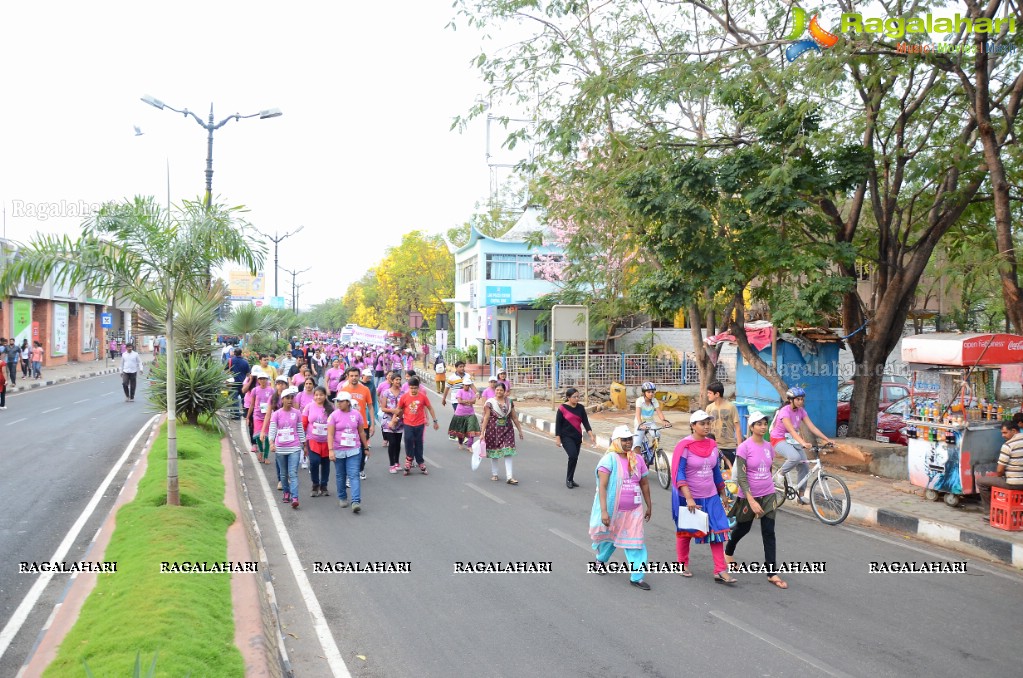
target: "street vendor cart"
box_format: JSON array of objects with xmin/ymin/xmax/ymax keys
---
[{"xmin": 900, "ymin": 333, "xmax": 1023, "ymax": 507}]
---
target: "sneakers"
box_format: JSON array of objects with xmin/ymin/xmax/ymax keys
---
[
  {"xmin": 291, "ymin": 496, "xmax": 299, "ymax": 509},
  {"xmin": 282, "ymin": 492, "xmax": 292, "ymax": 503},
  {"xmin": 360, "ymin": 471, "xmax": 367, "ymax": 480},
  {"xmin": 419, "ymin": 464, "xmax": 428, "ymax": 475},
  {"xmin": 339, "ymin": 499, "xmax": 350, "ymax": 508},
  {"xmin": 277, "ymin": 481, "xmax": 282, "ymax": 490},
  {"xmin": 346, "ymin": 478, "xmax": 351, "ymax": 488},
  {"xmin": 388, "ymin": 464, "xmax": 397, "ymax": 474},
  {"xmin": 630, "ymin": 580, "xmax": 651, "ymax": 591},
  {"xmin": 301, "ymin": 458, "xmax": 309, "ymax": 469},
  {"xmin": 352, "ymin": 502, "xmax": 361, "ymax": 514},
  {"xmin": 311, "ymin": 485, "xmax": 321, "ymax": 497}
]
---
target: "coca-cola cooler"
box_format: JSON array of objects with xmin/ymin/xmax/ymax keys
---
[{"xmin": 900, "ymin": 334, "xmax": 1023, "ymax": 507}]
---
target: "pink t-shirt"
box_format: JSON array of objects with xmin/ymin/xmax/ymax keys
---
[
  {"xmin": 303, "ymin": 402, "xmax": 330, "ymax": 443},
  {"xmin": 294, "ymin": 390, "xmax": 315, "ymax": 411},
  {"xmin": 328, "ymin": 409, "xmax": 364, "ymax": 451},
  {"xmin": 736, "ymin": 438, "xmax": 775, "ymax": 498},
  {"xmin": 676, "ymin": 442, "xmax": 720, "ymax": 499},
  {"xmin": 480, "ymin": 387, "xmax": 497, "ymax": 401},
  {"xmin": 291, "ymin": 373, "xmax": 306, "ymax": 387},
  {"xmin": 270, "ymin": 408, "xmax": 303, "ymax": 450},
  {"xmin": 454, "ymin": 388, "xmax": 476, "ymax": 416},
  {"xmin": 326, "ymin": 368, "xmax": 344, "ymax": 392},
  {"xmin": 251, "ymin": 385, "xmax": 275, "ymax": 424},
  {"xmin": 770, "ymin": 404, "xmax": 806, "ymax": 441},
  {"xmin": 597, "ymin": 453, "xmax": 648, "ymax": 511}
]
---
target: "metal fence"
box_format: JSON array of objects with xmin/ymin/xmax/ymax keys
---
[{"xmin": 443, "ymin": 352, "xmax": 727, "ymax": 388}]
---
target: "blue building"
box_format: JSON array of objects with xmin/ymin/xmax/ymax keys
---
[{"xmin": 446, "ymin": 206, "xmax": 564, "ymax": 357}]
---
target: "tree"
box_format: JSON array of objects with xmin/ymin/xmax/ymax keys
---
[
  {"xmin": 300, "ymin": 298, "xmax": 351, "ymax": 331},
  {"xmin": 367, "ymin": 231, "xmax": 454, "ymax": 337},
  {"xmin": 0, "ymin": 196, "xmax": 264, "ymax": 505}
]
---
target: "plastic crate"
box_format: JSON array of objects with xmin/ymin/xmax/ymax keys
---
[
  {"xmin": 990, "ymin": 486, "xmax": 1023, "ymax": 508},
  {"xmin": 990, "ymin": 504, "xmax": 1023, "ymax": 531}
]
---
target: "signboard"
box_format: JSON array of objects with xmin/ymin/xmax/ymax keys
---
[
  {"xmin": 349, "ymin": 326, "xmax": 388, "ymax": 346},
  {"xmin": 100, "ymin": 312, "xmax": 113, "ymax": 328},
  {"xmin": 435, "ymin": 329, "xmax": 449, "ymax": 351},
  {"xmin": 435, "ymin": 313, "xmax": 448, "ymax": 331},
  {"xmin": 486, "ymin": 286, "xmax": 512, "ymax": 306},
  {"xmin": 228, "ymin": 270, "xmax": 266, "ymax": 301},
  {"xmin": 551, "ymin": 304, "xmax": 589, "ymax": 342},
  {"xmin": 484, "ymin": 305, "xmax": 497, "ymax": 341},
  {"xmin": 270, "ymin": 296, "xmax": 286, "ymax": 309},
  {"xmin": 902, "ymin": 333, "xmax": 1023, "ymax": 367},
  {"xmin": 82, "ymin": 306, "xmax": 97, "ymax": 353},
  {"xmin": 32, "ymin": 321, "xmax": 40, "ymax": 341},
  {"xmin": 11, "ymin": 299, "xmax": 32, "ymax": 346},
  {"xmin": 409, "ymin": 311, "xmax": 424, "ymax": 329},
  {"xmin": 53, "ymin": 303, "xmax": 69, "ymax": 357},
  {"xmin": 254, "ymin": 300, "xmax": 264, "ymax": 308}
]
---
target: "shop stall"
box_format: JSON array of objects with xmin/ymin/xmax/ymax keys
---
[{"xmin": 900, "ymin": 333, "xmax": 1023, "ymax": 507}]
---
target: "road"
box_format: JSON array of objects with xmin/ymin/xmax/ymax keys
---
[
  {"xmin": 0, "ymin": 375, "xmax": 155, "ymax": 677},
  {"xmin": 246, "ymin": 390, "xmax": 1023, "ymax": 678}
]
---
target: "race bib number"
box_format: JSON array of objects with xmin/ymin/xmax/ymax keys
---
[
  {"xmin": 277, "ymin": 427, "xmax": 295, "ymax": 444},
  {"xmin": 312, "ymin": 421, "xmax": 327, "ymax": 437},
  {"xmin": 259, "ymin": 402, "xmax": 269, "ymax": 415},
  {"xmin": 340, "ymin": 430, "xmax": 358, "ymax": 447}
]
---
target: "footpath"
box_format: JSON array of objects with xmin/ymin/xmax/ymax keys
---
[
  {"xmin": 509, "ymin": 395, "xmax": 1023, "ymax": 570},
  {"xmin": 3, "ymin": 356, "xmax": 122, "ymax": 394}
]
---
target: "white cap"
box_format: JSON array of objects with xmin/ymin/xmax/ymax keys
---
[
  {"xmin": 690, "ymin": 409, "xmax": 713, "ymax": 423},
  {"xmin": 747, "ymin": 410, "xmax": 768, "ymax": 425},
  {"xmin": 281, "ymin": 387, "xmax": 299, "ymax": 398},
  {"xmin": 252, "ymin": 368, "xmax": 267, "ymax": 379},
  {"xmin": 611, "ymin": 425, "xmax": 633, "ymax": 441},
  {"xmin": 334, "ymin": 392, "xmax": 352, "ymax": 402},
  {"xmin": 361, "ymin": 368, "xmax": 373, "ymax": 377},
  {"xmin": 275, "ymin": 375, "xmax": 289, "ymax": 384},
  {"xmin": 488, "ymin": 375, "xmax": 498, "ymax": 382},
  {"xmin": 461, "ymin": 378, "xmax": 474, "ymax": 388}
]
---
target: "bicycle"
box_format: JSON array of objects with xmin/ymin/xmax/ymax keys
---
[
  {"xmin": 636, "ymin": 422, "xmax": 672, "ymax": 490},
  {"xmin": 772, "ymin": 442, "xmax": 851, "ymax": 525}
]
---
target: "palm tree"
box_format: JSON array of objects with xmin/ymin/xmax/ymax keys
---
[{"xmin": 0, "ymin": 196, "xmax": 264, "ymax": 505}]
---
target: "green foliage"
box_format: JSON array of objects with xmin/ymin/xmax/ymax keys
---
[
  {"xmin": 522, "ymin": 333, "xmax": 546, "ymax": 355},
  {"xmin": 466, "ymin": 344, "xmax": 479, "ymax": 364},
  {"xmin": 140, "ymin": 287, "xmax": 224, "ymax": 359},
  {"xmin": 300, "ymin": 297, "xmax": 350, "ymax": 331},
  {"xmin": 148, "ymin": 354, "xmax": 233, "ymax": 429}
]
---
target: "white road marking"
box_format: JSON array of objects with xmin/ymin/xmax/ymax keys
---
[
  {"xmin": 465, "ymin": 482, "xmax": 507, "ymax": 505},
  {"xmin": 548, "ymin": 528, "xmax": 593, "ymax": 553},
  {"xmin": 41, "ymin": 407, "xmax": 61, "ymax": 414},
  {"xmin": 710, "ymin": 610, "xmax": 856, "ymax": 678},
  {"xmin": 242, "ymin": 424, "xmax": 350, "ymax": 677},
  {"xmin": 0, "ymin": 414, "xmax": 159, "ymax": 662},
  {"xmin": 74, "ymin": 399, "xmax": 91, "ymax": 404},
  {"xmin": 6, "ymin": 418, "xmax": 27, "ymax": 426},
  {"xmin": 426, "ymin": 457, "xmax": 443, "ymax": 469}
]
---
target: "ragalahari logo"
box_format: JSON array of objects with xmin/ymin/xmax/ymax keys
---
[{"xmin": 785, "ymin": 6, "xmax": 840, "ymax": 61}]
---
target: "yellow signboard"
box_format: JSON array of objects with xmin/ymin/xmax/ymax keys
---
[{"xmin": 228, "ymin": 270, "xmax": 266, "ymax": 300}]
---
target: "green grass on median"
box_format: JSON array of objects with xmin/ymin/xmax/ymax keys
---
[{"xmin": 44, "ymin": 423, "xmax": 244, "ymax": 678}]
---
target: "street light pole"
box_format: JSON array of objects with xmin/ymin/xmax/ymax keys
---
[
  {"xmin": 140, "ymin": 95, "xmax": 282, "ymax": 209},
  {"xmin": 281, "ymin": 266, "xmax": 311, "ymax": 312},
  {"xmin": 253, "ymin": 227, "xmax": 304, "ymax": 297}
]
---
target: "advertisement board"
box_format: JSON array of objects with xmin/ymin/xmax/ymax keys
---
[
  {"xmin": 82, "ymin": 305, "xmax": 97, "ymax": 353},
  {"xmin": 53, "ymin": 303, "xmax": 69, "ymax": 356},
  {"xmin": 227, "ymin": 270, "xmax": 266, "ymax": 301},
  {"xmin": 350, "ymin": 326, "xmax": 388, "ymax": 346},
  {"xmin": 11, "ymin": 299, "xmax": 32, "ymax": 346}
]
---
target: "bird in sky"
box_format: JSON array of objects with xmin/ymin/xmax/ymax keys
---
[{"xmin": 133, "ymin": 125, "xmax": 144, "ymax": 136}]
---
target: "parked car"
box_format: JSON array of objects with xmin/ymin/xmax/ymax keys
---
[
  {"xmin": 875, "ymin": 395, "xmax": 938, "ymax": 446},
  {"xmin": 836, "ymin": 379, "xmax": 913, "ymax": 437}
]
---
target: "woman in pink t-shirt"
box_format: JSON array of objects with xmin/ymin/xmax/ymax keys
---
[{"xmin": 771, "ymin": 388, "xmax": 832, "ymax": 505}]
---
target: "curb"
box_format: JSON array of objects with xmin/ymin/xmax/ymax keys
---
[
  {"xmin": 228, "ymin": 427, "xmax": 294, "ymax": 678},
  {"xmin": 513, "ymin": 409, "xmax": 1023, "ymax": 569},
  {"xmin": 8, "ymin": 367, "xmax": 120, "ymax": 393}
]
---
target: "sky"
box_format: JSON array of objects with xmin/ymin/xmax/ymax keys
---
[{"xmin": 0, "ymin": 1, "xmax": 526, "ymax": 309}]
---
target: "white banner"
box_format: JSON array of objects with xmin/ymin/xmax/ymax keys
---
[
  {"xmin": 53, "ymin": 303, "xmax": 69, "ymax": 356},
  {"xmin": 350, "ymin": 326, "xmax": 389, "ymax": 346}
]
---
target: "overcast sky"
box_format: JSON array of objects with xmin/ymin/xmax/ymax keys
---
[{"xmin": 0, "ymin": 1, "xmax": 525, "ymax": 308}]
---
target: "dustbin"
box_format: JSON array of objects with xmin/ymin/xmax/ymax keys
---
[{"xmin": 610, "ymin": 382, "xmax": 627, "ymax": 410}]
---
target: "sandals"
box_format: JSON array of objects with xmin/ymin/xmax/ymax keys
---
[
  {"xmin": 506, "ymin": 478, "xmax": 518, "ymax": 485},
  {"xmin": 491, "ymin": 475, "xmax": 500, "ymax": 481},
  {"xmin": 768, "ymin": 576, "xmax": 788, "ymax": 589},
  {"xmin": 714, "ymin": 574, "xmax": 738, "ymax": 585},
  {"xmin": 678, "ymin": 566, "xmax": 692, "ymax": 578}
]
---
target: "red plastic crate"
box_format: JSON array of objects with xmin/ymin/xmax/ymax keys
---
[
  {"xmin": 990, "ymin": 504, "xmax": 1023, "ymax": 531},
  {"xmin": 991, "ymin": 486, "xmax": 1023, "ymax": 508}
]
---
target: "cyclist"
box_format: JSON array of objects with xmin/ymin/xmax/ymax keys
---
[
  {"xmin": 770, "ymin": 387, "xmax": 833, "ymax": 505},
  {"xmin": 633, "ymin": 382, "xmax": 671, "ymax": 454}
]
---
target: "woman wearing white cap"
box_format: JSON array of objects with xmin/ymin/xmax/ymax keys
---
[
  {"xmin": 670, "ymin": 410, "xmax": 736, "ymax": 583},
  {"xmin": 268, "ymin": 387, "xmax": 307, "ymax": 509},
  {"xmin": 328, "ymin": 392, "xmax": 370, "ymax": 512},
  {"xmin": 589, "ymin": 425, "xmax": 653, "ymax": 590},
  {"xmin": 725, "ymin": 410, "xmax": 787, "ymax": 588},
  {"xmin": 448, "ymin": 377, "xmax": 480, "ymax": 450}
]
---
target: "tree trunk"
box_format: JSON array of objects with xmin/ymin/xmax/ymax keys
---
[
  {"xmin": 165, "ymin": 303, "xmax": 180, "ymax": 506},
  {"xmin": 687, "ymin": 302, "xmax": 718, "ymax": 408}
]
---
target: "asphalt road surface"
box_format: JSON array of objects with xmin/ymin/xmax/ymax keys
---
[
  {"xmin": 246, "ymin": 390, "xmax": 1023, "ymax": 678},
  {"xmin": 0, "ymin": 374, "xmax": 155, "ymax": 677}
]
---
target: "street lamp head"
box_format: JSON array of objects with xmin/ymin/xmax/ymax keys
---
[
  {"xmin": 259, "ymin": 108, "xmax": 283, "ymax": 120},
  {"xmin": 141, "ymin": 95, "xmax": 165, "ymax": 110}
]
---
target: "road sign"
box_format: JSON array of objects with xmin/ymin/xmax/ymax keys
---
[
  {"xmin": 270, "ymin": 296, "xmax": 286, "ymax": 309},
  {"xmin": 254, "ymin": 300, "xmax": 265, "ymax": 308},
  {"xmin": 411, "ymin": 331, "xmax": 418, "ymax": 338},
  {"xmin": 100, "ymin": 313, "xmax": 113, "ymax": 329},
  {"xmin": 409, "ymin": 311, "xmax": 424, "ymax": 329}
]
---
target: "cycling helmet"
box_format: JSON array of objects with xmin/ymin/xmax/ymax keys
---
[
  {"xmin": 641, "ymin": 381, "xmax": 656, "ymax": 392},
  {"xmin": 785, "ymin": 386, "xmax": 806, "ymax": 400}
]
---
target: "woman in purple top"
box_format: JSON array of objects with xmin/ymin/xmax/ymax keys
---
[
  {"xmin": 379, "ymin": 372, "xmax": 406, "ymax": 474},
  {"xmin": 671, "ymin": 410, "xmax": 735, "ymax": 583},
  {"xmin": 725, "ymin": 411, "xmax": 787, "ymax": 589},
  {"xmin": 770, "ymin": 387, "xmax": 832, "ymax": 504},
  {"xmin": 448, "ymin": 378, "xmax": 480, "ymax": 450}
]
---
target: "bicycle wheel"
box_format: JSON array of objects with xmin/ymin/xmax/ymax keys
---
[
  {"xmin": 809, "ymin": 473, "xmax": 851, "ymax": 525},
  {"xmin": 773, "ymin": 474, "xmax": 788, "ymax": 509},
  {"xmin": 654, "ymin": 449, "xmax": 671, "ymax": 490}
]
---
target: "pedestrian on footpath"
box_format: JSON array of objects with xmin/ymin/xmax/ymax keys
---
[
  {"xmin": 379, "ymin": 372, "xmax": 406, "ymax": 474},
  {"xmin": 389, "ymin": 376, "xmax": 439, "ymax": 475},
  {"xmin": 31, "ymin": 341, "xmax": 43, "ymax": 380},
  {"xmin": 433, "ymin": 352, "xmax": 446, "ymax": 393},
  {"xmin": 108, "ymin": 337, "xmax": 118, "ymax": 360},
  {"xmin": 706, "ymin": 381, "xmax": 742, "ymax": 465},
  {"xmin": 120, "ymin": 343, "xmax": 142, "ymax": 402},
  {"xmin": 671, "ymin": 410, "xmax": 736, "ymax": 584},
  {"xmin": 479, "ymin": 383, "xmax": 524, "ymax": 484},
  {"xmin": 302, "ymin": 386, "xmax": 333, "ymax": 497},
  {"xmin": 555, "ymin": 388, "xmax": 597, "ymax": 489},
  {"xmin": 724, "ymin": 411, "xmax": 787, "ymax": 589},
  {"xmin": 448, "ymin": 377, "xmax": 480, "ymax": 450},
  {"xmin": 0, "ymin": 361, "xmax": 7, "ymax": 410},
  {"xmin": 268, "ymin": 387, "xmax": 307, "ymax": 509},
  {"xmin": 6, "ymin": 339, "xmax": 21, "ymax": 386},
  {"xmin": 328, "ymin": 392, "xmax": 369, "ymax": 512},
  {"xmin": 19, "ymin": 339, "xmax": 29, "ymax": 379},
  {"xmin": 589, "ymin": 425, "xmax": 652, "ymax": 590}
]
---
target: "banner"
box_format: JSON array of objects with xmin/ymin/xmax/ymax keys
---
[
  {"xmin": 53, "ymin": 303, "xmax": 69, "ymax": 356},
  {"xmin": 11, "ymin": 299, "xmax": 32, "ymax": 346},
  {"xmin": 350, "ymin": 326, "xmax": 389, "ymax": 346},
  {"xmin": 227, "ymin": 270, "xmax": 266, "ymax": 301},
  {"xmin": 82, "ymin": 306, "xmax": 97, "ymax": 353}
]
